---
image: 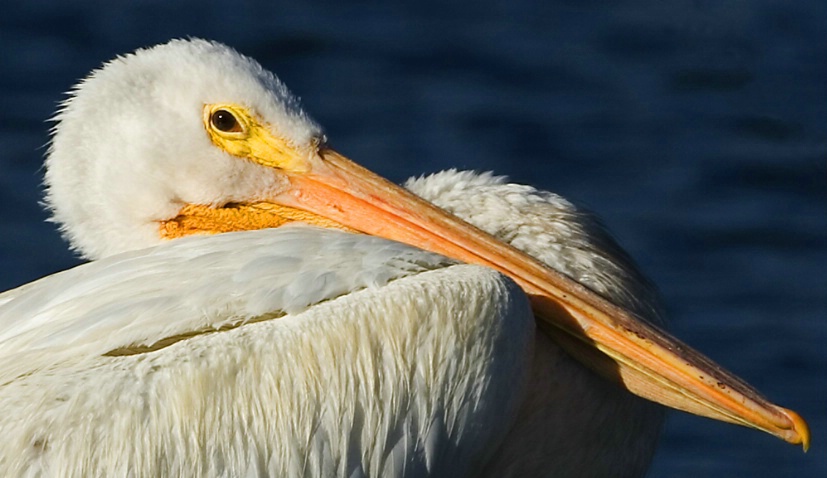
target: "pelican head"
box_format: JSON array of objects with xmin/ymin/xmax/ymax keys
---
[
  {"xmin": 46, "ymin": 39, "xmax": 324, "ymax": 259},
  {"xmin": 43, "ymin": 39, "xmax": 808, "ymax": 449}
]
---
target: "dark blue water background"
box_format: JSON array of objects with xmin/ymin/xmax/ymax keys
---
[{"xmin": 0, "ymin": 2, "xmax": 824, "ymax": 476}]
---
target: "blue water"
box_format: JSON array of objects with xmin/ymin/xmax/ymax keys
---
[{"xmin": 1, "ymin": 2, "xmax": 824, "ymax": 476}]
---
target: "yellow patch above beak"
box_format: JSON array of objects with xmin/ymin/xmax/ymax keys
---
[
  {"xmin": 161, "ymin": 105, "xmax": 350, "ymax": 238},
  {"xmin": 202, "ymin": 103, "xmax": 311, "ymax": 172}
]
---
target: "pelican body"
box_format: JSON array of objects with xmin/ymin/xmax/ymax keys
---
[{"xmin": 0, "ymin": 39, "xmax": 808, "ymax": 477}]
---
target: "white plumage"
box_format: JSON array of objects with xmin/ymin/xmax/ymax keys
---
[
  {"xmin": 408, "ymin": 170, "xmax": 664, "ymax": 476},
  {"xmin": 0, "ymin": 178, "xmax": 664, "ymax": 476},
  {"xmin": 0, "ymin": 39, "xmax": 807, "ymax": 477},
  {"xmin": 0, "ymin": 227, "xmax": 535, "ymax": 476}
]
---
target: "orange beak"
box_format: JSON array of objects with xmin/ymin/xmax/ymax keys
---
[
  {"xmin": 186, "ymin": 106, "xmax": 809, "ymax": 450},
  {"xmin": 259, "ymin": 148, "xmax": 810, "ymax": 449}
]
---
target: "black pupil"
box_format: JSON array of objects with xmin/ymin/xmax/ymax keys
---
[{"xmin": 212, "ymin": 110, "xmax": 239, "ymax": 132}]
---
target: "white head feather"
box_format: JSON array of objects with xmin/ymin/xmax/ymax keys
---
[{"xmin": 45, "ymin": 39, "xmax": 322, "ymax": 260}]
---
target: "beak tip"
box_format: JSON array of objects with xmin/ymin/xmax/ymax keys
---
[{"xmin": 781, "ymin": 407, "xmax": 810, "ymax": 452}]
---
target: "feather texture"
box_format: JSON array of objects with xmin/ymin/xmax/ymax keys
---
[{"xmin": 0, "ymin": 226, "xmax": 534, "ymax": 477}]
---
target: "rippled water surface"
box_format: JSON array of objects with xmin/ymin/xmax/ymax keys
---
[{"xmin": 0, "ymin": 2, "xmax": 824, "ymax": 476}]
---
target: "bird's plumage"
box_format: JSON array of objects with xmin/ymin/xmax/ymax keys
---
[
  {"xmin": 409, "ymin": 170, "xmax": 664, "ymax": 477},
  {"xmin": 0, "ymin": 227, "xmax": 534, "ymax": 477}
]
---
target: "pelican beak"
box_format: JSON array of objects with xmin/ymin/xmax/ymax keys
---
[
  {"xmin": 266, "ymin": 147, "xmax": 809, "ymax": 450},
  {"xmin": 183, "ymin": 106, "xmax": 808, "ymax": 449}
]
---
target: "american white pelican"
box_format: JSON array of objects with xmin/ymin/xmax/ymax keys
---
[{"xmin": 0, "ymin": 39, "xmax": 809, "ymax": 477}]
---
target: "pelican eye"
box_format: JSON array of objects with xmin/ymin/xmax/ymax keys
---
[{"xmin": 211, "ymin": 109, "xmax": 242, "ymax": 133}]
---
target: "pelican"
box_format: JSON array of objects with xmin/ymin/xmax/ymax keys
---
[{"xmin": 0, "ymin": 39, "xmax": 808, "ymax": 477}]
